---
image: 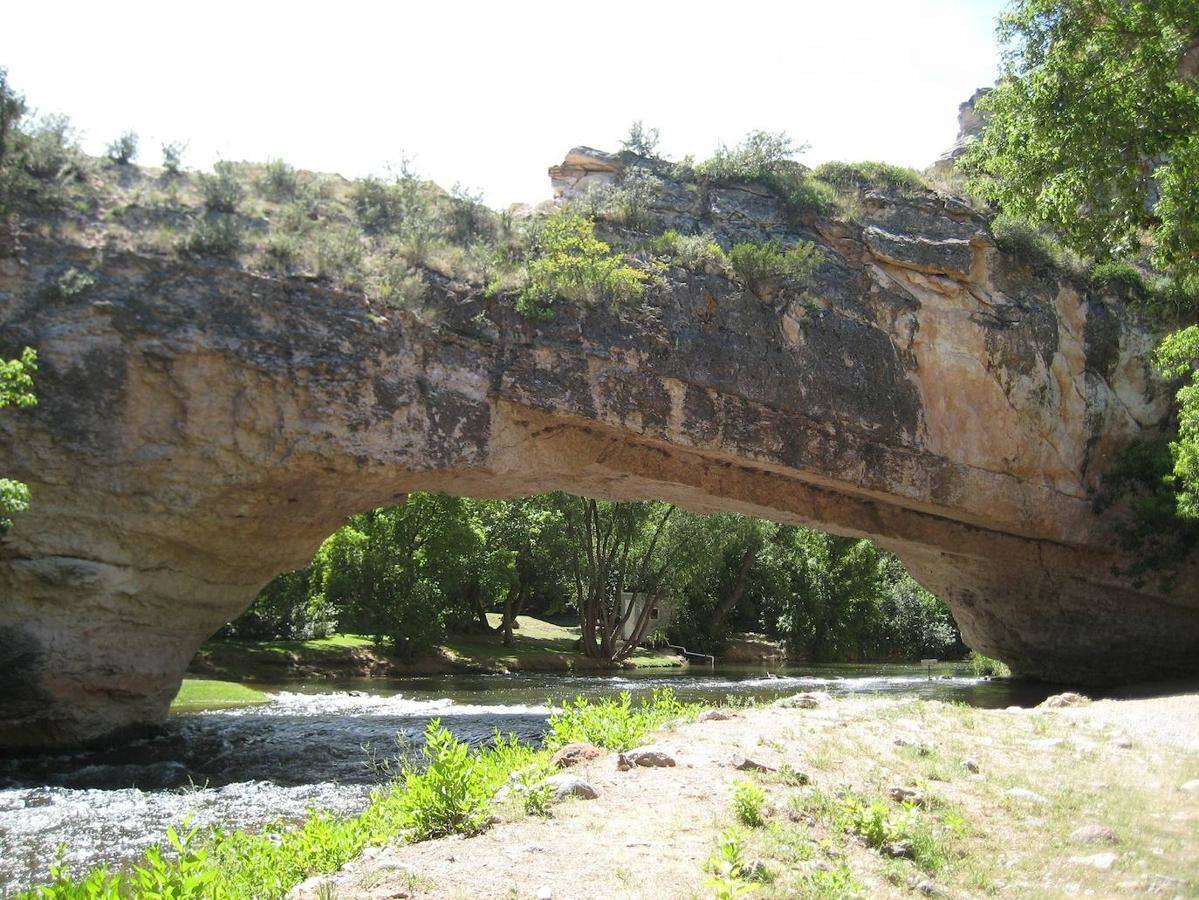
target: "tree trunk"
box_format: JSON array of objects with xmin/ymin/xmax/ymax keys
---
[{"xmin": 709, "ymin": 545, "xmax": 758, "ymax": 633}]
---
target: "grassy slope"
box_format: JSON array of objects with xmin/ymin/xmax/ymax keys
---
[
  {"xmin": 170, "ymin": 679, "xmax": 270, "ymax": 712},
  {"xmin": 189, "ymin": 615, "xmax": 683, "ymax": 682}
]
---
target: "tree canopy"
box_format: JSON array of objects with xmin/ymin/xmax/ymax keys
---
[{"xmin": 963, "ymin": 0, "xmax": 1199, "ymax": 283}]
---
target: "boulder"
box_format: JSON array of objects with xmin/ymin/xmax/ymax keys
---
[
  {"xmin": 732, "ymin": 755, "xmax": 777, "ymax": 773},
  {"xmin": 544, "ymin": 774, "xmax": 598, "ymax": 801},
  {"xmin": 549, "ymin": 742, "xmax": 602, "ymax": 768},
  {"xmin": 775, "ymin": 692, "xmax": 830, "ymax": 710},
  {"xmin": 617, "ymin": 747, "xmax": 677, "ymax": 770},
  {"xmin": 698, "ymin": 709, "xmax": 735, "ymax": 722},
  {"xmin": 1070, "ymin": 824, "xmax": 1118, "ymax": 845},
  {"xmin": 1038, "ymin": 692, "xmax": 1091, "ymax": 709}
]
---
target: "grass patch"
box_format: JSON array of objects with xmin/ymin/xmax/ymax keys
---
[
  {"xmin": 169, "ymin": 679, "xmax": 268, "ymax": 712},
  {"xmin": 812, "ymin": 161, "xmax": 929, "ymax": 197}
]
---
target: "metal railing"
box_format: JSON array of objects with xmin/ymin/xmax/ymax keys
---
[{"xmin": 665, "ymin": 642, "xmax": 715, "ymax": 667}]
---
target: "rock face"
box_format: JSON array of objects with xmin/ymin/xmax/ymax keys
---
[
  {"xmin": 929, "ymin": 87, "xmax": 992, "ymax": 176},
  {"xmin": 1, "ymin": 148, "xmax": 1197, "ymax": 749}
]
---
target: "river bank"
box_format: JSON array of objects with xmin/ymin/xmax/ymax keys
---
[
  {"xmin": 294, "ymin": 690, "xmax": 1199, "ymax": 899},
  {"xmin": 189, "ymin": 615, "xmax": 687, "ymax": 683}
]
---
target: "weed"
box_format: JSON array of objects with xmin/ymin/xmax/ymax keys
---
[
  {"xmin": 733, "ymin": 779, "xmax": 768, "ymax": 827},
  {"xmin": 705, "ymin": 828, "xmax": 758, "ymax": 898},
  {"xmin": 390, "ymin": 721, "xmax": 493, "ymax": 840},
  {"xmin": 43, "ymin": 267, "xmax": 95, "ymax": 300},
  {"xmin": 545, "ymin": 687, "xmax": 696, "ymax": 751},
  {"xmin": 263, "ymin": 233, "xmax": 299, "ymax": 273}
]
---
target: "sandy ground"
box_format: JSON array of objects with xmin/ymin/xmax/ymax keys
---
[{"xmin": 291, "ymin": 692, "xmax": 1199, "ymax": 900}]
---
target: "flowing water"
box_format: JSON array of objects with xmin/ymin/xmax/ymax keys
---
[{"xmin": 0, "ymin": 664, "xmax": 1056, "ymax": 892}]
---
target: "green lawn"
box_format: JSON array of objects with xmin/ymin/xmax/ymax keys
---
[{"xmin": 170, "ymin": 678, "xmax": 270, "ymax": 712}]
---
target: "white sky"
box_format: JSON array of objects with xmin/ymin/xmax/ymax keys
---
[{"xmin": 2, "ymin": 0, "xmax": 1007, "ymax": 207}]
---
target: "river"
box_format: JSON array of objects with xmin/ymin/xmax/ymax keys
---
[{"xmin": 0, "ymin": 664, "xmax": 1056, "ymax": 893}]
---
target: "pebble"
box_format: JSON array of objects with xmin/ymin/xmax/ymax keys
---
[
  {"xmin": 1070, "ymin": 824, "xmax": 1118, "ymax": 845},
  {"xmin": 544, "ymin": 774, "xmax": 598, "ymax": 801},
  {"xmin": 732, "ymin": 755, "xmax": 777, "ymax": 773},
  {"xmin": 536, "ymin": 886, "xmax": 553, "ymax": 900},
  {"xmin": 888, "ymin": 785, "xmax": 926, "ymax": 806},
  {"xmin": 1005, "ymin": 787, "xmax": 1050, "ymax": 805},
  {"xmin": 617, "ymin": 747, "xmax": 676, "ymax": 770},
  {"xmin": 1180, "ymin": 779, "xmax": 1199, "ymax": 793},
  {"xmin": 961, "ymin": 757, "xmax": 980, "ymax": 773},
  {"xmin": 1068, "ymin": 851, "xmax": 1117, "ymax": 870},
  {"xmin": 549, "ymin": 742, "xmax": 603, "ymax": 768}
]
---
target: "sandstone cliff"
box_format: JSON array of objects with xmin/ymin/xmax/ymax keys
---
[{"xmin": 0, "ymin": 148, "xmax": 1195, "ymax": 749}]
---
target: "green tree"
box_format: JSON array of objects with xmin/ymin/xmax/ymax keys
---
[
  {"xmin": 963, "ymin": 0, "xmax": 1199, "ymax": 279},
  {"xmin": 1, "ymin": 346, "xmax": 37, "ymax": 534}
]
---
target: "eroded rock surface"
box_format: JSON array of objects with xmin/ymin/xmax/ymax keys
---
[{"xmin": 1, "ymin": 149, "xmax": 1197, "ymax": 749}]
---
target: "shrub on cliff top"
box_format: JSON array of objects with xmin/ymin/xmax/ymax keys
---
[
  {"xmin": 515, "ymin": 213, "xmax": 648, "ymax": 319},
  {"xmin": 812, "ymin": 160, "xmax": 928, "ymax": 197}
]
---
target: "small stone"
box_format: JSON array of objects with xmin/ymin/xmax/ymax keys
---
[
  {"xmin": 741, "ymin": 859, "xmax": 768, "ymax": 879},
  {"xmin": 549, "ymin": 742, "xmax": 603, "ymax": 768},
  {"xmin": 1110, "ymin": 734, "xmax": 1133, "ymax": 749},
  {"xmin": 888, "ymin": 786, "xmax": 926, "ymax": 806},
  {"xmin": 1068, "ymin": 851, "xmax": 1117, "ymax": 870},
  {"xmin": 698, "ymin": 709, "xmax": 734, "ymax": 722},
  {"xmin": 617, "ymin": 746, "xmax": 676, "ymax": 770},
  {"xmin": 544, "ymin": 774, "xmax": 598, "ymax": 801},
  {"xmin": 1180, "ymin": 779, "xmax": 1199, "ymax": 793},
  {"xmin": 883, "ymin": 839, "xmax": 915, "ymax": 859},
  {"xmin": 1030, "ymin": 737, "xmax": 1065, "ymax": 751},
  {"xmin": 893, "ymin": 736, "xmax": 932, "ymax": 755},
  {"xmin": 774, "ymin": 691, "xmax": 829, "ymax": 709},
  {"xmin": 915, "ymin": 880, "xmax": 944, "ymax": 896},
  {"xmin": 1145, "ymin": 874, "xmax": 1183, "ymax": 894},
  {"xmin": 733, "ymin": 755, "xmax": 777, "ymax": 773},
  {"xmin": 535, "ymin": 887, "xmax": 553, "ymax": 900},
  {"xmin": 1038, "ymin": 692, "xmax": 1091, "ymax": 709},
  {"xmin": 1006, "ymin": 787, "xmax": 1050, "ymax": 805},
  {"xmin": 1070, "ymin": 824, "xmax": 1118, "ymax": 845},
  {"xmin": 961, "ymin": 757, "xmax": 980, "ymax": 773}
]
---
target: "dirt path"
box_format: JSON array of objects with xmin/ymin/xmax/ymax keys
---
[{"xmin": 293, "ymin": 693, "xmax": 1199, "ymax": 899}]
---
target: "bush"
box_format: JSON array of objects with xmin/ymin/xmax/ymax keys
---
[
  {"xmin": 199, "ymin": 161, "xmax": 244, "ymax": 213},
  {"xmin": 391, "ymin": 721, "xmax": 494, "ymax": 840},
  {"xmin": 812, "ymin": 160, "xmax": 928, "ymax": 196},
  {"xmin": 730, "ymin": 239, "xmax": 822, "ymax": 295},
  {"xmin": 620, "ymin": 120, "xmax": 661, "ymax": 158},
  {"xmin": 967, "ymin": 651, "xmax": 1011, "ymax": 677},
  {"xmin": 731, "ymin": 779, "xmax": 766, "ymax": 827},
  {"xmin": 697, "ymin": 130, "xmax": 803, "ymax": 182},
  {"xmin": 991, "ymin": 213, "xmax": 1086, "ymax": 273},
  {"xmin": 258, "ymin": 158, "xmax": 298, "ymax": 201},
  {"xmin": 183, "ymin": 212, "xmax": 243, "ymax": 257},
  {"xmin": 545, "ymin": 688, "xmax": 696, "ymax": 750},
  {"xmin": 105, "ymin": 130, "xmax": 138, "ymax": 165},
  {"xmin": 1090, "ymin": 259, "xmax": 1149, "ymax": 301},
  {"xmin": 161, "ymin": 141, "xmax": 185, "ymax": 175},
  {"xmin": 516, "ymin": 213, "xmax": 649, "ymax": 319},
  {"xmin": 650, "ymin": 230, "xmax": 730, "ymax": 272},
  {"xmin": 20, "ymin": 113, "xmax": 81, "ymax": 182},
  {"xmin": 313, "ymin": 228, "xmax": 364, "ymax": 286}
]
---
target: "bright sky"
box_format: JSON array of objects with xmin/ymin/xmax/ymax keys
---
[{"xmin": 2, "ymin": 0, "xmax": 1007, "ymax": 207}]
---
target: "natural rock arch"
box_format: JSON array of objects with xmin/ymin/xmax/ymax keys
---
[{"xmin": 2, "ymin": 152, "xmax": 1197, "ymax": 749}]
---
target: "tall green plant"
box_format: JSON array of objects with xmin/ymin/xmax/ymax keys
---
[{"xmin": 0, "ymin": 346, "xmax": 37, "ymax": 534}]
